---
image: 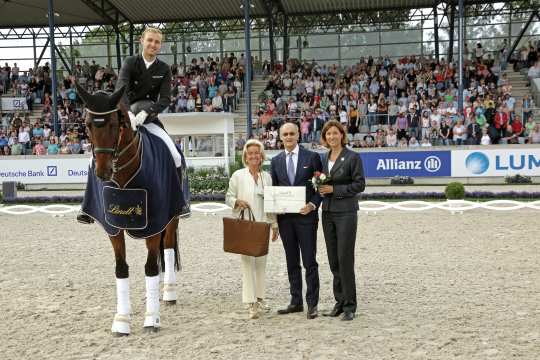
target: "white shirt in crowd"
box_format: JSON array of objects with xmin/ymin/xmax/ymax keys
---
[
  {"xmin": 339, "ymin": 110, "xmax": 348, "ymax": 124},
  {"xmin": 18, "ymin": 130, "xmax": 30, "ymax": 144},
  {"xmin": 480, "ymin": 134, "xmax": 491, "ymax": 145}
]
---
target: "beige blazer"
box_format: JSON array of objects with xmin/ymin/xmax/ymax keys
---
[{"xmin": 225, "ymin": 168, "xmax": 277, "ymax": 229}]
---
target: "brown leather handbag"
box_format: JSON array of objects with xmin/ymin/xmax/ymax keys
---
[{"xmin": 223, "ymin": 207, "xmax": 270, "ymax": 257}]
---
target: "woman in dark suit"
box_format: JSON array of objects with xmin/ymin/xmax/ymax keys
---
[{"xmin": 318, "ymin": 120, "xmax": 366, "ymax": 321}]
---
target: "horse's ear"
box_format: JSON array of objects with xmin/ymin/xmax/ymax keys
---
[
  {"xmin": 110, "ymin": 85, "xmax": 126, "ymax": 108},
  {"xmin": 75, "ymin": 81, "xmax": 92, "ymax": 105}
]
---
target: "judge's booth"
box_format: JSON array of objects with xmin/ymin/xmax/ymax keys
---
[{"xmin": 159, "ymin": 112, "xmax": 236, "ymax": 174}]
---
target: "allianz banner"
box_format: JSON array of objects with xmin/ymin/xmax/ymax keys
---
[
  {"xmin": 359, "ymin": 151, "xmax": 452, "ymax": 177},
  {"xmin": 452, "ymin": 149, "xmax": 540, "ymax": 177}
]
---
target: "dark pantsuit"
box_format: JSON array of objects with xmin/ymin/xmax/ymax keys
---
[
  {"xmin": 278, "ymin": 215, "xmax": 319, "ymax": 308},
  {"xmin": 322, "ymin": 211, "xmax": 358, "ymax": 313}
]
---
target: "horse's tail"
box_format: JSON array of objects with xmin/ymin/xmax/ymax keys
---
[{"xmin": 159, "ymin": 226, "xmax": 181, "ymax": 272}]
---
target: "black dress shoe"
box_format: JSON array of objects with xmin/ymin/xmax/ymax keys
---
[
  {"xmin": 77, "ymin": 212, "xmax": 94, "ymax": 224},
  {"xmin": 323, "ymin": 307, "xmax": 344, "ymax": 317},
  {"xmin": 341, "ymin": 311, "xmax": 355, "ymax": 321},
  {"xmin": 277, "ymin": 304, "xmax": 304, "ymax": 315},
  {"xmin": 307, "ymin": 306, "xmax": 318, "ymax": 319}
]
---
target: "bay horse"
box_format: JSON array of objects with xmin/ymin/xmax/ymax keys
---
[{"xmin": 76, "ymin": 84, "xmax": 182, "ymax": 336}]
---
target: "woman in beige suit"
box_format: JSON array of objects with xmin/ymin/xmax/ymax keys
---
[{"xmin": 226, "ymin": 139, "xmax": 279, "ymax": 319}]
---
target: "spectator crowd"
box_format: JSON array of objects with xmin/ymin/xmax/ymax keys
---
[
  {"xmin": 2, "ymin": 42, "xmax": 540, "ymax": 156},
  {"xmin": 252, "ymin": 40, "xmax": 540, "ymax": 150},
  {"xmin": 0, "ymin": 52, "xmax": 245, "ymax": 155}
]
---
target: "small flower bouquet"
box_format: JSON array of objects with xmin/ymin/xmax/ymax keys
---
[{"xmin": 311, "ymin": 171, "xmax": 331, "ymax": 191}]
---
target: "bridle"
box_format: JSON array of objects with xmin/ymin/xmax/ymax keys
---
[{"xmin": 87, "ymin": 107, "xmax": 141, "ymax": 174}]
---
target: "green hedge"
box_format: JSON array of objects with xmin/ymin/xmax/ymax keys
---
[
  {"xmin": 188, "ymin": 154, "xmax": 244, "ymax": 196},
  {"xmin": 445, "ymin": 182, "xmax": 465, "ymax": 199}
]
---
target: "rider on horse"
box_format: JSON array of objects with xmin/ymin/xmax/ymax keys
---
[{"xmin": 78, "ymin": 27, "xmax": 185, "ymax": 224}]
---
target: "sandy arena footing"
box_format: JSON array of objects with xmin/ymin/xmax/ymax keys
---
[{"xmin": 0, "ymin": 210, "xmax": 539, "ymax": 359}]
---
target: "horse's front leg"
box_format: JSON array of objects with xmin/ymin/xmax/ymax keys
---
[
  {"xmin": 144, "ymin": 234, "xmax": 162, "ymax": 332},
  {"xmin": 163, "ymin": 218, "xmax": 180, "ymax": 305},
  {"xmin": 110, "ymin": 232, "xmax": 131, "ymax": 336}
]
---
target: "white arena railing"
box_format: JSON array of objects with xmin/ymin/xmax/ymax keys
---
[{"xmin": 1, "ymin": 200, "xmax": 540, "ymax": 216}]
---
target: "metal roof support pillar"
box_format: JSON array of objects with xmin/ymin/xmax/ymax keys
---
[
  {"xmin": 106, "ymin": 32, "xmax": 111, "ymax": 67},
  {"xmin": 448, "ymin": 2, "xmax": 456, "ymax": 63},
  {"xmin": 338, "ymin": 32, "xmax": 342, "ymax": 68},
  {"xmin": 283, "ymin": 15, "xmax": 289, "ymax": 70},
  {"xmin": 47, "ymin": 0, "xmax": 59, "ymax": 136},
  {"xmin": 458, "ymin": 0, "xmax": 464, "ymax": 114},
  {"xmin": 32, "ymin": 33, "xmax": 37, "ymax": 69},
  {"xmin": 129, "ymin": 23, "xmax": 134, "ymax": 56},
  {"xmin": 378, "ymin": 22, "xmax": 382, "ymax": 58},
  {"xmin": 507, "ymin": 4, "xmax": 512, "ymax": 49},
  {"xmin": 243, "ymin": 0, "xmax": 253, "ymax": 139},
  {"xmin": 115, "ymin": 26, "xmax": 122, "ymax": 71},
  {"xmin": 172, "ymin": 36, "xmax": 178, "ymax": 66},
  {"xmin": 219, "ymin": 33, "xmax": 224, "ymax": 60},
  {"xmin": 258, "ymin": 28, "xmax": 263, "ymax": 66},
  {"xmin": 420, "ymin": 19, "xmax": 424, "ymax": 57},
  {"xmin": 69, "ymin": 28, "xmax": 74, "ymax": 72},
  {"xmin": 268, "ymin": 14, "xmax": 275, "ymax": 70},
  {"xmin": 433, "ymin": 1, "xmax": 440, "ymax": 62},
  {"xmin": 182, "ymin": 35, "xmax": 186, "ymax": 69},
  {"xmin": 298, "ymin": 36, "xmax": 302, "ymax": 62}
]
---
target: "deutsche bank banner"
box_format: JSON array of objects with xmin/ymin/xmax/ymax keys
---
[
  {"xmin": 452, "ymin": 149, "xmax": 540, "ymax": 177},
  {"xmin": 0, "ymin": 157, "xmax": 90, "ymax": 184},
  {"xmin": 359, "ymin": 151, "xmax": 451, "ymax": 177}
]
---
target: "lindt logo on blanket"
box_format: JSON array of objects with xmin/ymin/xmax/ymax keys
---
[{"xmin": 107, "ymin": 204, "xmax": 143, "ymax": 216}]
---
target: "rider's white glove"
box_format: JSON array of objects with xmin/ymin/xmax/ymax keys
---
[{"xmin": 129, "ymin": 110, "xmax": 148, "ymax": 129}]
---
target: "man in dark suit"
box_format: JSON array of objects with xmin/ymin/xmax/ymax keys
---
[
  {"xmin": 466, "ymin": 117, "xmax": 482, "ymax": 145},
  {"xmin": 271, "ymin": 122, "xmax": 323, "ymax": 319}
]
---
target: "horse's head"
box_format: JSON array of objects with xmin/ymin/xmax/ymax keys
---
[{"xmin": 76, "ymin": 83, "xmax": 129, "ymax": 181}]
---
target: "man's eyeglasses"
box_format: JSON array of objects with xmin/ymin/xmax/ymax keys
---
[{"xmin": 281, "ymin": 132, "xmax": 297, "ymax": 137}]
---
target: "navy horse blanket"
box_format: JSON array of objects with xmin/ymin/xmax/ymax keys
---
[{"xmin": 81, "ymin": 126, "xmax": 188, "ymax": 238}]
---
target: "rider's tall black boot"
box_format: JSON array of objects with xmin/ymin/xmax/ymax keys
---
[{"xmin": 77, "ymin": 211, "xmax": 94, "ymax": 224}]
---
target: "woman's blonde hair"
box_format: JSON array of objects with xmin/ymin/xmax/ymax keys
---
[{"xmin": 242, "ymin": 139, "xmax": 266, "ymax": 167}]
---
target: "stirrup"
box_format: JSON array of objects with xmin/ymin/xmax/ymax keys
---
[{"xmin": 77, "ymin": 212, "xmax": 94, "ymax": 224}]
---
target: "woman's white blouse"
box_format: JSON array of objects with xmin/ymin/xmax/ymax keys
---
[{"xmin": 225, "ymin": 168, "xmax": 277, "ymax": 228}]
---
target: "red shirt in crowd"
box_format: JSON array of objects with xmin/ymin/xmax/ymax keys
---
[
  {"xmin": 512, "ymin": 120, "xmax": 523, "ymax": 135},
  {"xmin": 495, "ymin": 111, "xmax": 509, "ymax": 129}
]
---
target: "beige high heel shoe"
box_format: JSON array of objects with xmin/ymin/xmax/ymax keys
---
[{"xmin": 248, "ymin": 302, "xmax": 260, "ymax": 319}]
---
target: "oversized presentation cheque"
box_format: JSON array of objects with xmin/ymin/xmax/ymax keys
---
[{"xmin": 263, "ymin": 186, "xmax": 306, "ymax": 213}]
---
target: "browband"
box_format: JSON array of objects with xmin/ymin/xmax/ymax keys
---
[{"xmin": 85, "ymin": 108, "xmax": 118, "ymax": 116}]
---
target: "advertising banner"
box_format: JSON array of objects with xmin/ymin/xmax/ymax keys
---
[
  {"xmin": 0, "ymin": 157, "xmax": 90, "ymax": 184},
  {"xmin": 359, "ymin": 151, "xmax": 452, "ymax": 177},
  {"xmin": 452, "ymin": 149, "xmax": 540, "ymax": 177},
  {"xmin": 1, "ymin": 97, "xmax": 27, "ymax": 111}
]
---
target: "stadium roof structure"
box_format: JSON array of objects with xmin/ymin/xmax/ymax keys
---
[{"xmin": 0, "ymin": 0, "xmax": 502, "ymax": 28}]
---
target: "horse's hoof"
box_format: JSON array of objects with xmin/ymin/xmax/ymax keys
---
[
  {"xmin": 143, "ymin": 326, "xmax": 160, "ymax": 334},
  {"xmin": 112, "ymin": 332, "xmax": 129, "ymax": 337},
  {"xmin": 164, "ymin": 300, "xmax": 176, "ymax": 305}
]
